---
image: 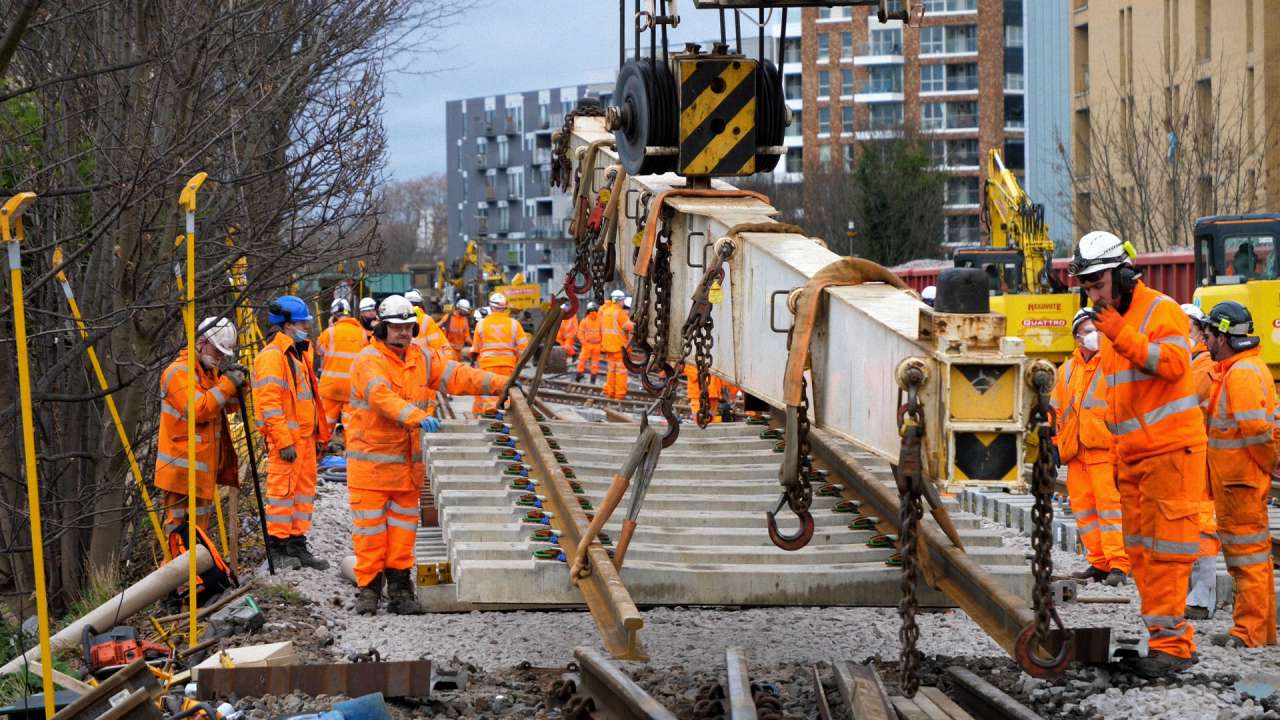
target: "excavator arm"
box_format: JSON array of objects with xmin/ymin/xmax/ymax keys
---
[{"xmin": 982, "ymin": 149, "xmax": 1056, "ymax": 294}]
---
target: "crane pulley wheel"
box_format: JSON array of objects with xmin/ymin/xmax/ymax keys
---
[
  {"xmin": 614, "ymin": 59, "xmax": 680, "ymax": 176},
  {"xmin": 754, "ymin": 59, "xmax": 786, "ymax": 173}
]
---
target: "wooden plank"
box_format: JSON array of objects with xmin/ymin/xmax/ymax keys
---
[
  {"xmin": 832, "ymin": 662, "xmax": 895, "ymax": 720},
  {"xmin": 910, "ymin": 691, "xmax": 957, "ymax": 720},
  {"xmin": 52, "ymin": 660, "xmax": 159, "ymax": 720},
  {"xmin": 195, "ymin": 660, "xmax": 431, "ymax": 701},
  {"xmin": 919, "ymin": 688, "xmax": 974, "ymax": 720},
  {"xmin": 891, "ymin": 696, "xmax": 932, "ymax": 720}
]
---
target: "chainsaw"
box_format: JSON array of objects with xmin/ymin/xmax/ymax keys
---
[{"xmin": 82, "ymin": 624, "xmax": 171, "ymax": 679}]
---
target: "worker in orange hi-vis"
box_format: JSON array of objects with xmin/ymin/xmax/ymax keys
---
[
  {"xmin": 444, "ymin": 298, "xmax": 474, "ymax": 359},
  {"xmin": 1202, "ymin": 301, "xmax": 1278, "ymax": 648},
  {"xmin": 556, "ymin": 302, "xmax": 579, "ymax": 362},
  {"xmin": 685, "ymin": 363, "xmax": 724, "ymax": 423},
  {"xmin": 405, "ymin": 288, "xmax": 454, "ymax": 361},
  {"xmin": 347, "ymin": 295, "xmax": 504, "ymax": 615},
  {"xmin": 575, "ymin": 301, "xmax": 604, "ymax": 383},
  {"xmin": 600, "ymin": 289, "xmax": 634, "ymax": 400},
  {"xmin": 471, "ymin": 292, "xmax": 529, "ymax": 414},
  {"xmin": 1070, "ymin": 231, "xmax": 1208, "ymax": 677},
  {"xmin": 155, "ymin": 317, "xmax": 245, "ymax": 540},
  {"xmin": 1052, "ymin": 309, "xmax": 1130, "ymax": 587},
  {"xmin": 315, "ymin": 298, "xmax": 368, "ymax": 431},
  {"xmin": 358, "ymin": 297, "xmax": 379, "ymax": 340},
  {"xmin": 253, "ymin": 295, "xmax": 331, "ymax": 572},
  {"xmin": 1181, "ymin": 302, "xmax": 1220, "ymax": 621}
]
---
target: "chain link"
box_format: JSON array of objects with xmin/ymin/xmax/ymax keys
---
[
  {"xmin": 643, "ymin": 207, "xmax": 676, "ymax": 390},
  {"xmin": 895, "ymin": 379, "xmax": 925, "ymax": 698},
  {"xmin": 551, "ymin": 104, "xmax": 606, "ymax": 193},
  {"xmin": 1028, "ymin": 377, "xmax": 1065, "ymax": 655}
]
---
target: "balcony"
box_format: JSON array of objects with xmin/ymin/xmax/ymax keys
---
[
  {"xmin": 504, "ymin": 117, "xmax": 522, "ymax": 134},
  {"xmin": 483, "ymin": 123, "xmax": 497, "ymax": 137},
  {"xmin": 527, "ymin": 179, "xmax": 552, "ymax": 197},
  {"xmin": 532, "ymin": 148, "xmax": 552, "ymax": 165},
  {"xmin": 475, "ymin": 217, "xmax": 488, "ymax": 236},
  {"xmin": 853, "ymin": 42, "xmax": 904, "ymax": 65},
  {"xmin": 484, "ymin": 185, "xmax": 496, "ymax": 201},
  {"xmin": 507, "ymin": 185, "xmax": 523, "ymax": 201},
  {"xmin": 475, "ymin": 154, "xmax": 488, "ymax": 169},
  {"xmin": 529, "ymin": 215, "xmax": 558, "ymax": 239},
  {"xmin": 945, "ymin": 114, "xmax": 978, "ymax": 130}
]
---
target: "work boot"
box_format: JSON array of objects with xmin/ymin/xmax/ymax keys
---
[
  {"xmin": 1185, "ymin": 606, "xmax": 1211, "ymax": 620},
  {"xmin": 1071, "ymin": 566, "xmax": 1109, "ymax": 583},
  {"xmin": 1128, "ymin": 650, "xmax": 1197, "ymax": 678},
  {"xmin": 287, "ymin": 535, "xmax": 330, "ymax": 570},
  {"xmin": 1210, "ymin": 633, "xmax": 1247, "ymax": 648},
  {"xmin": 1104, "ymin": 569, "xmax": 1128, "ymax": 587},
  {"xmin": 574, "ymin": 373, "xmax": 583, "ymax": 382},
  {"xmin": 266, "ymin": 536, "xmax": 302, "ymax": 570},
  {"xmin": 354, "ymin": 573, "xmax": 384, "ymax": 615},
  {"xmin": 590, "ymin": 374, "xmax": 599, "ymax": 385},
  {"xmin": 384, "ymin": 569, "xmax": 425, "ymax": 615}
]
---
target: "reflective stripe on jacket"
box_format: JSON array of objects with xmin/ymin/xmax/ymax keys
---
[
  {"xmin": 1052, "ymin": 344, "xmax": 1112, "ymax": 464},
  {"xmin": 600, "ymin": 301, "xmax": 633, "ymax": 353},
  {"xmin": 1206, "ymin": 348, "xmax": 1277, "ymax": 482},
  {"xmin": 413, "ymin": 314, "xmax": 452, "ymax": 358},
  {"xmin": 1096, "ymin": 281, "xmax": 1207, "ymax": 461},
  {"xmin": 472, "ymin": 310, "xmax": 528, "ymax": 368},
  {"xmin": 317, "ymin": 317, "xmax": 368, "ymax": 402},
  {"xmin": 444, "ymin": 312, "xmax": 471, "ymax": 351},
  {"xmin": 252, "ymin": 331, "xmax": 331, "ymax": 450},
  {"xmin": 577, "ymin": 311, "xmax": 602, "ymax": 345},
  {"xmin": 155, "ymin": 350, "xmax": 239, "ymax": 498},
  {"xmin": 346, "ymin": 340, "xmax": 501, "ymax": 491}
]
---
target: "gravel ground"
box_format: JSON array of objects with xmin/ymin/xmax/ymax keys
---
[{"xmin": 228, "ymin": 443, "xmax": 1280, "ymax": 719}]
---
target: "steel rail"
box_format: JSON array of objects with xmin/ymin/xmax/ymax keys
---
[
  {"xmin": 572, "ymin": 646, "xmax": 676, "ymax": 719},
  {"xmin": 506, "ymin": 388, "xmax": 647, "ymax": 660},
  {"xmin": 831, "ymin": 661, "xmax": 896, "ymax": 720},
  {"xmin": 724, "ymin": 647, "xmax": 757, "ymax": 720},
  {"xmin": 944, "ymin": 667, "xmax": 1043, "ymax": 720}
]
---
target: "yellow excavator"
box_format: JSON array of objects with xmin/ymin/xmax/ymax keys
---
[
  {"xmin": 432, "ymin": 241, "xmax": 506, "ymax": 306},
  {"xmin": 1190, "ymin": 213, "xmax": 1280, "ymax": 378},
  {"xmin": 952, "ymin": 150, "xmax": 1079, "ymax": 362}
]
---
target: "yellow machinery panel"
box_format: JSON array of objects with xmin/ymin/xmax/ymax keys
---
[
  {"xmin": 951, "ymin": 431, "xmax": 1020, "ymax": 483},
  {"xmin": 989, "ymin": 292, "xmax": 1079, "ymax": 363},
  {"xmin": 948, "ymin": 364, "xmax": 1016, "ymax": 422},
  {"xmin": 676, "ymin": 56, "xmax": 758, "ymax": 176},
  {"xmin": 1194, "ymin": 279, "xmax": 1280, "ymax": 380}
]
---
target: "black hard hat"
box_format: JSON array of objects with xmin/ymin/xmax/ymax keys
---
[{"xmin": 1207, "ymin": 301, "xmax": 1260, "ymax": 351}]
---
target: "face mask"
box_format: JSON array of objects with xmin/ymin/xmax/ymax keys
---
[
  {"xmin": 290, "ymin": 328, "xmax": 309, "ymax": 342},
  {"xmin": 1082, "ymin": 330, "xmax": 1099, "ymax": 352}
]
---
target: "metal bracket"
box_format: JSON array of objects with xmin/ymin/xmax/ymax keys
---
[
  {"xmin": 685, "ymin": 231, "xmax": 708, "ymax": 268},
  {"xmin": 769, "ymin": 289, "xmax": 795, "ymax": 334},
  {"xmin": 625, "ymin": 188, "xmax": 641, "ymax": 220}
]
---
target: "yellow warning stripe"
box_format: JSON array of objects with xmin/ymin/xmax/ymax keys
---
[
  {"xmin": 685, "ymin": 99, "xmax": 756, "ymax": 175},
  {"xmin": 679, "ymin": 62, "xmax": 756, "ymax": 142}
]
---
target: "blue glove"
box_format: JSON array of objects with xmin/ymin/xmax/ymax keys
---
[{"xmin": 420, "ymin": 417, "xmax": 441, "ymax": 433}]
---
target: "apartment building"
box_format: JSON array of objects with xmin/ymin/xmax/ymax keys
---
[
  {"xmin": 1026, "ymin": 0, "xmax": 1073, "ymax": 252},
  {"xmin": 445, "ymin": 82, "xmax": 613, "ymax": 295},
  {"xmin": 800, "ymin": 0, "xmax": 1026, "ymax": 247},
  {"xmin": 1070, "ymin": 0, "xmax": 1280, "ymax": 247}
]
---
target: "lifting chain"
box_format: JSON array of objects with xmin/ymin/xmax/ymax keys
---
[
  {"xmin": 624, "ymin": 194, "xmax": 655, "ymax": 374},
  {"xmin": 1025, "ymin": 368, "xmax": 1070, "ymax": 668},
  {"xmin": 566, "ymin": 169, "xmax": 616, "ymax": 301},
  {"xmin": 895, "ymin": 367, "xmax": 926, "ymax": 698},
  {"xmin": 641, "ymin": 205, "xmax": 677, "ymax": 394},
  {"xmin": 685, "ymin": 238, "xmax": 732, "ymax": 428},
  {"xmin": 551, "ymin": 104, "xmax": 606, "ymax": 193}
]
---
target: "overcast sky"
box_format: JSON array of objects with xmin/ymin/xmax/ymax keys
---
[{"xmin": 384, "ymin": 1, "xmax": 729, "ymax": 179}]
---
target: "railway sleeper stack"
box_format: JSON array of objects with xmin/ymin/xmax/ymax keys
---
[{"xmin": 416, "ymin": 418, "xmax": 1033, "ymax": 609}]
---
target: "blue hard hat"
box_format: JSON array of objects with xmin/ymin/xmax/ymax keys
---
[{"xmin": 267, "ymin": 295, "xmax": 312, "ymax": 325}]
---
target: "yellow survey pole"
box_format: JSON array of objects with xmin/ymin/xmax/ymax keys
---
[
  {"xmin": 52, "ymin": 247, "xmax": 170, "ymax": 563},
  {"xmin": 178, "ymin": 172, "xmax": 208, "ymax": 650},
  {"xmin": 3, "ymin": 192, "xmax": 55, "ymax": 719}
]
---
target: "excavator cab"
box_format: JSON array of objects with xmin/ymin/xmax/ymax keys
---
[{"xmin": 1191, "ymin": 213, "xmax": 1280, "ymax": 378}]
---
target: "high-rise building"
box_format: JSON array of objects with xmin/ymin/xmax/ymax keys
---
[
  {"xmin": 1069, "ymin": 0, "xmax": 1280, "ymax": 248},
  {"xmin": 799, "ymin": 0, "xmax": 1026, "ymax": 248},
  {"xmin": 1025, "ymin": 0, "xmax": 1072, "ymax": 253}
]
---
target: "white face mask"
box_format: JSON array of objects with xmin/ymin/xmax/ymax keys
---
[{"xmin": 1082, "ymin": 330, "xmax": 1100, "ymax": 352}]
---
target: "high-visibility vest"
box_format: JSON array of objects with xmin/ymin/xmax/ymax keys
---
[
  {"xmin": 252, "ymin": 331, "xmax": 330, "ymax": 450},
  {"xmin": 577, "ymin": 312, "xmax": 602, "ymax": 345},
  {"xmin": 472, "ymin": 310, "xmax": 528, "ymax": 369},
  {"xmin": 317, "ymin": 316, "xmax": 367, "ymax": 402},
  {"xmin": 557, "ymin": 316, "xmax": 579, "ymax": 349},
  {"xmin": 1191, "ymin": 343, "xmax": 1214, "ymax": 416},
  {"xmin": 1206, "ymin": 348, "xmax": 1278, "ymax": 482},
  {"xmin": 413, "ymin": 314, "xmax": 451, "ymax": 357},
  {"xmin": 1052, "ymin": 344, "xmax": 1111, "ymax": 464},
  {"xmin": 1097, "ymin": 281, "xmax": 1206, "ymax": 461},
  {"xmin": 155, "ymin": 350, "xmax": 239, "ymax": 498},
  {"xmin": 600, "ymin": 302, "xmax": 629, "ymax": 353},
  {"xmin": 346, "ymin": 340, "xmax": 500, "ymax": 491},
  {"xmin": 444, "ymin": 312, "xmax": 471, "ymax": 351}
]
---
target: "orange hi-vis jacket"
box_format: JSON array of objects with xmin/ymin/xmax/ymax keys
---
[
  {"xmin": 1207, "ymin": 348, "xmax": 1278, "ymax": 480},
  {"xmin": 316, "ymin": 316, "xmax": 368, "ymax": 402},
  {"xmin": 1191, "ymin": 342, "xmax": 1214, "ymax": 413},
  {"xmin": 472, "ymin": 309, "xmax": 529, "ymax": 370},
  {"xmin": 347, "ymin": 340, "xmax": 500, "ymax": 492},
  {"xmin": 155, "ymin": 350, "xmax": 239, "ymax": 499},
  {"xmin": 1095, "ymin": 281, "xmax": 1207, "ymax": 461},
  {"xmin": 557, "ymin": 315, "xmax": 579, "ymax": 354},
  {"xmin": 600, "ymin": 301, "xmax": 632, "ymax": 353},
  {"xmin": 413, "ymin": 313, "xmax": 453, "ymax": 359},
  {"xmin": 1052, "ymin": 343, "xmax": 1112, "ymax": 465},
  {"xmin": 577, "ymin": 311, "xmax": 602, "ymax": 346},
  {"xmin": 253, "ymin": 332, "xmax": 331, "ymax": 451},
  {"xmin": 444, "ymin": 311, "xmax": 471, "ymax": 354}
]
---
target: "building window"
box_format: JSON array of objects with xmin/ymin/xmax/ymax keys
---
[
  {"xmin": 1004, "ymin": 140, "xmax": 1025, "ymax": 169},
  {"xmin": 841, "ymin": 69, "xmax": 854, "ymax": 95},
  {"xmin": 921, "ymin": 64, "xmax": 945, "ymax": 92},
  {"xmin": 948, "ymin": 138, "xmax": 979, "ymax": 166},
  {"xmin": 869, "ymin": 28, "xmax": 902, "ymax": 55},
  {"xmin": 783, "ymin": 36, "xmax": 802, "ymax": 64},
  {"xmin": 929, "ymin": 139, "xmax": 947, "ymax": 165},
  {"xmin": 818, "ymin": 106, "xmax": 831, "ymax": 134},
  {"xmin": 787, "ymin": 108, "xmax": 802, "ymax": 136},
  {"xmin": 867, "ymin": 102, "xmax": 903, "ymax": 130},
  {"xmin": 946, "ymin": 215, "xmax": 982, "ymax": 244},
  {"xmin": 819, "ymin": 70, "xmax": 831, "ymax": 98},
  {"xmin": 498, "ymin": 204, "xmax": 510, "ymax": 233},
  {"xmin": 842, "ymin": 32, "xmax": 853, "ymax": 59},
  {"xmin": 1005, "ymin": 24, "xmax": 1024, "ymax": 48},
  {"xmin": 786, "ymin": 147, "xmax": 803, "ymax": 173},
  {"xmin": 866, "ymin": 65, "xmax": 903, "ymax": 93},
  {"xmin": 946, "ymin": 25, "xmax": 978, "ymax": 53},
  {"xmin": 818, "ymin": 34, "xmax": 830, "ymax": 62},
  {"xmin": 946, "ymin": 177, "xmax": 981, "ymax": 206},
  {"xmin": 497, "ymin": 136, "xmax": 509, "ymax": 165},
  {"xmin": 947, "ymin": 100, "xmax": 978, "ymax": 129},
  {"xmin": 843, "ymin": 144, "xmax": 855, "ymax": 170},
  {"xmin": 947, "ymin": 63, "xmax": 978, "ymax": 91},
  {"xmin": 842, "ymin": 106, "xmax": 854, "ymax": 133},
  {"xmin": 922, "ymin": 102, "xmax": 945, "ymax": 130},
  {"xmin": 925, "ymin": 0, "xmax": 977, "ymax": 12},
  {"xmin": 920, "ymin": 27, "xmax": 944, "ymax": 55},
  {"xmin": 785, "ymin": 73, "xmax": 802, "ymax": 100},
  {"xmin": 819, "ymin": 144, "xmax": 832, "ymax": 168},
  {"xmin": 1005, "ymin": 71, "xmax": 1025, "ymax": 91},
  {"xmin": 1004, "ymin": 95, "xmax": 1025, "ymax": 128}
]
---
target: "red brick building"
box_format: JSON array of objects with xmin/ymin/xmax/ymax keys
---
[{"xmin": 800, "ymin": 0, "xmax": 1025, "ymax": 247}]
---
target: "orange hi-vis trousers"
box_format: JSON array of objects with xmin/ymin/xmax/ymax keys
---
[
  {"xmin": 161, "ymin": 491, "xmax": 213, "ymax": 538},
  {"xmin": 350, "ymin": 487, "xmax": 420, "ymax": 587},
  {"xmin": 577, "ymin": 343, "xmax": 603, "ymax": 377},
  {"xmin": 1119, "ymin": 447, "xmax": 1204, "ymax": 659},
  {"xmin": 1066, "ymin": 459, "xmax": 1130, "ymax": 574},
  {"xmin": 604, "ymin": 351, "xmax": 627, "ymax": 399},
  {"xmin": 1213, "ymin": 474, "xmax": 1277, "ymax": 647},
  {"xmin": 473, "ymin": 362, "xmax": 513, "ymax": 414},
  {"xmin": 264, "ymin": 439, "xmax": 317, "ymax": 539}
]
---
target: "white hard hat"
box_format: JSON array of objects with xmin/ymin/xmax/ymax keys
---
[
  {"xmin": 358, "ymin": 297, "xmax": 377, "ymax": 312},
  {"xmin": 1071, "ymin": 308, "xmax": 1096, "ymax": 334},
  {"xmin": 1181, "ymin": 303, "xmax": 1207, "ymax": 325},
  {"xmin": 560, "ymin": 302, "xmax": 571, "ymax": 312},
  {"xmin": 921, "ymin": 285, "xmax": 936, "ymax": 301},
  {"xmin": 587, "ymin": 301, "xmax": 599, "ymax": 311},
  {"xmin": 489, "ymin": 292, "xmax": 508, "ymax": 310},
  {"xmin": 330, "ymin": 298, "xmax": 351, "ymax": 315},
  {"xmin": 378, "ymin": 295, "xmax": 418, "ymax": 325},
  {"xmin": 623, "ymin": 296, "xmax": 632, "ymax": 309},
  {"xmin": 610, "ymin": 289, "xmax": 625, "ymax": 301},
  {"xmin": 197, "ymin": 317, "xmax": 237, "ymax": 356},
  {"xmin": 404, "ymin": 289, "xmax": 424, "ymax": 304},
  {"xmin": 1069, "ymin": 231, "xmax": 1131, "ymax": 277},
  {"xmin": 456, "ymin": 298, "xmax": 472, "ymax": 312}
]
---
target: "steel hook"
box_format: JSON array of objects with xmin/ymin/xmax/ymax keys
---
[
  {"xmin": 766, "ymin": 494, "xmax": 814, "ymax": 551},
  {"xmin": 1013, "ymin": 623, "xmax": 1073, "ymax": 678}
]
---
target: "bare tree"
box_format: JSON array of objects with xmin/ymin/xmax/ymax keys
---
[
  {"xmin": 1057, "ymin": 54, "xmax": 1275, "ymax": 252},
  {"xmin": 377, "ymin": 174, "xmax": 449, "ymax": 270}
]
